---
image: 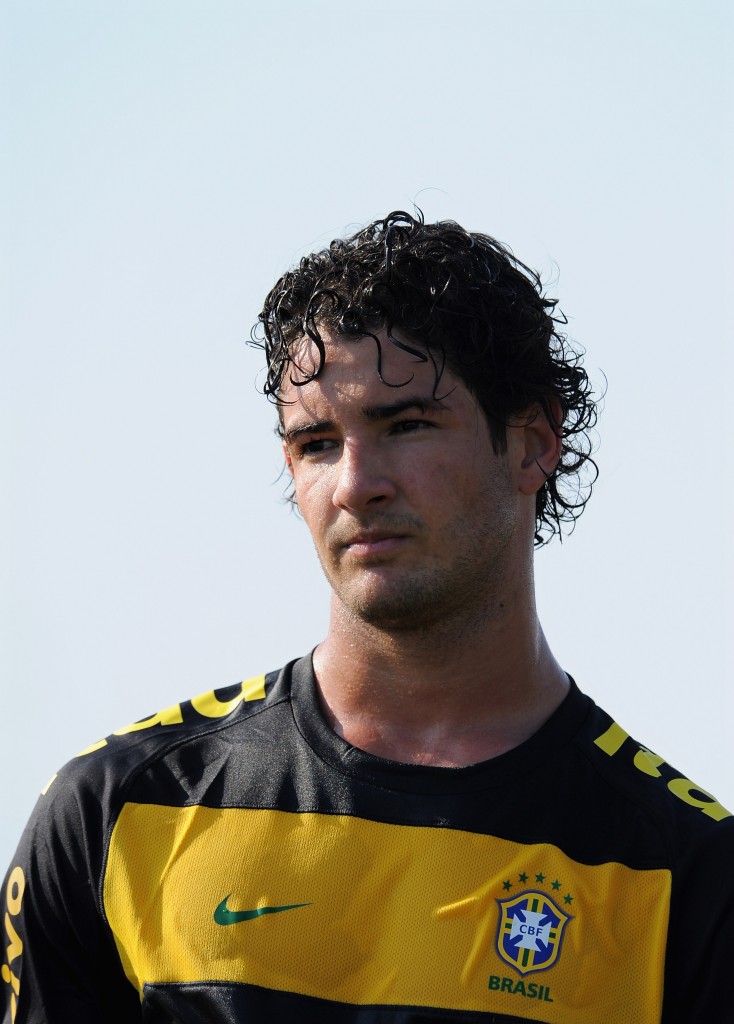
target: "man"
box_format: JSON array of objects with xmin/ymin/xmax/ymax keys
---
[{"xmin": 2, "ymin": 212, "xmax": 731, "ymax": 1023}]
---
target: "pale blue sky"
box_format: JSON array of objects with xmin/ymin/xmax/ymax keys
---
[{"xmin": 2, "ymin": 0, "xmax": 732, "ymax": 866}]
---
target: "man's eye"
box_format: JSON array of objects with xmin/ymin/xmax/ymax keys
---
[
  {"xmin": 299, "ymin": 438, "xmax": 337, "ymax": 456},
  {"xmin": 392, "ymin": 419, "xmax": 431, "ymax": 434}
]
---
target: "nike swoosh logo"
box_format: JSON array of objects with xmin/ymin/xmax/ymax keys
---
[{"xmin": 213, "ymin": 896, "xmax": 311, "ymax": 925}]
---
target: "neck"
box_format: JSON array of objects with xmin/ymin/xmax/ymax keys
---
[{"xmin": 312, "ymin": 575, "xmax": 569, "ymax": 767}]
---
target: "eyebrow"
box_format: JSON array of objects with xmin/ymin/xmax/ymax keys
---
[
  {"xmin": 363, "ymin": 396, "xmax": 446, "ymax": 422},
  {"xmin": 283, "ymin": 396, "xmax": 446, "ymax": 444}
]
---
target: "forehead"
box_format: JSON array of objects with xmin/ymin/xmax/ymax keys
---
[{"xmin": 278, "ymin": 330, "xmax": 473, "ymax": 422}]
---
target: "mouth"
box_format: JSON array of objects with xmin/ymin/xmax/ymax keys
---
[{"xmin": 342, "ymin": 532, "xmax": 409, "ymax": 558}]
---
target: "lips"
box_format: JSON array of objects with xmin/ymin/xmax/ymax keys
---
[
  {"xmin": 347, "ymin": 530, "xmax": 405, "ymax": 545},
  {"xmin": 329, "ymin": 515, "xmax": 423, "ymax": 561},
  {"xmin": 341, "ymin": 530, "xmax": 409, "ymax": 558}
]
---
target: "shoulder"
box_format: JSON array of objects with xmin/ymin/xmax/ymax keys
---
[
  {"xmin": 15, "ymin": 665, "xmax": 291, "ymax": 858},
  {"xmin": 568, "ymin": 702, "xmax": 734, "ymax": 1021},
  {"xmin": 0, "ymin": 665, "xmax": 294, "ymax": 1020},
  {"xmin": 571, "ymin": 694, "xmax": 733, "ymax": 857}
]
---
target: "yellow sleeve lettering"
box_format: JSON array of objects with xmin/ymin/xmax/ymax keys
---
[
  {"xmin": 4, "ymin": 914, "xmax": 22, "ymax": 964},
  {"xmin": 5, "ymin": 869, "xmax": 25, "ymax": 917},
  {"xmin": 190, "ymin": 675, "xmax": 266, "ymax": 719},
  {"xmin": 3, "ymin": 868, "xmax": 24, "ymax": 1022},
  {"xmin": 75, "ymin": 739, "xmax": 108, "ymax": 758},
  {"xmin": 593, "ymin": 720, "xmax": 629, "ymax": 756},
  {"xmin": 1, "ymin": 962, "xmax": 20, "ymax": 995},
  {"xmin": 667, "ymin": 777, "xmax": 733, "ymax": 821},
  {"xmin": 633, "ymin": 747, "xmax": 666, "ymax": 778},
  {"xmin": 114, "ymin": 702, "xmax": 184, "ymax": 735}
]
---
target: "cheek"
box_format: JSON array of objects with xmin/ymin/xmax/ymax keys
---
[
  {"xmin": 292, "ymin": 468, "xmax": 334, "ymax": 524},
  {"xmin": 406, "ymin": 449, "xmax": 479, "ymax": 499},
  {"xmin": 428, "ymin": 452, "xmax": 514, "ymax": 521}
]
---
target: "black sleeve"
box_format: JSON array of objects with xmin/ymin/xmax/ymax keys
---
[
  {"xmin": 661, "ymin": 816, "xmax": 734, "ymax": 1022},
  {"xmin": 1, "ymin": 773, "xmax": 141, "ymax": 1024}
]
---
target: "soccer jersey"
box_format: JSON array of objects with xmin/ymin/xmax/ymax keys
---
[{"xmin": 2, "ymin": 656, "xmax": 732, "ymax": 1023}]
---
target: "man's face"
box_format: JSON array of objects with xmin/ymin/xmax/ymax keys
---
[{"xmin": 280, "ymin": 330, "xmax": 533, "ymax": 631}]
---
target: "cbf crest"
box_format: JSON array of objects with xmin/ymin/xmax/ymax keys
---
[{"xmin": 496, "ymin": 889, "xmax": 572, "ymax": 975}]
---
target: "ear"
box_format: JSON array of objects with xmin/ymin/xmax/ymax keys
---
[{"xmin": 517, "ymin": 402, "xmax": 563, "ymax": 496}]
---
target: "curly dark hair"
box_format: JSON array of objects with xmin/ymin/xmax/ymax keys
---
[{"xmin": 251, "ymin": 210, "xmax": 598, "ymax": 545}]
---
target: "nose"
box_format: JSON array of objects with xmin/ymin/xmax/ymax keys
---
[{"xmin": 332, "ymin": 440, "xmax": 397, "ymax": 512}]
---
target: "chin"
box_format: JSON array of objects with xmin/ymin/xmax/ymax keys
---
[{"xmin": 338, "ymin": 580, "xmax": 454, "ymax": 632}]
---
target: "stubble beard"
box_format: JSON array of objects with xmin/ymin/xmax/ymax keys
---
[{"xmin": 321, "ymin": 504, "xmax": 519, "ymax": 638}]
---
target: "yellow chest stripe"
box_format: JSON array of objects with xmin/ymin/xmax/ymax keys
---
[{"xmin": 104, "ymin": 804, "xmax": 668, "ymax": 1022}]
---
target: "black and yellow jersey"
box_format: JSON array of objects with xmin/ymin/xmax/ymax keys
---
[{"xmin": 2, "ymin": 656, "xmax": 732, "ymax": 1023}]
